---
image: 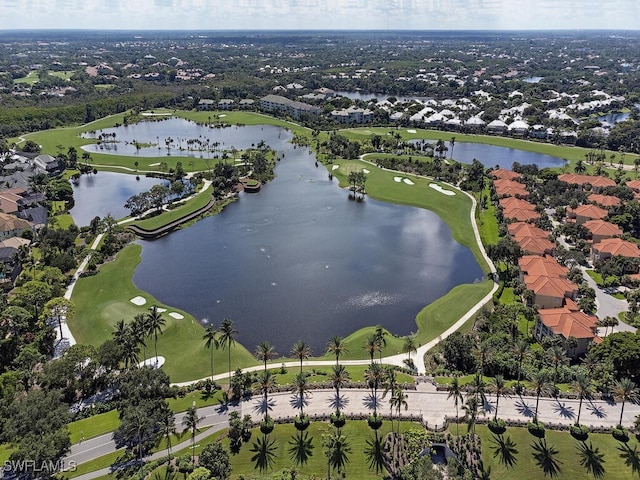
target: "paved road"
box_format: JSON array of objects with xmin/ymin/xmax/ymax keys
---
[{"xmin": 68, "ymin": 382, "xmax": 640, "ymax": 479}]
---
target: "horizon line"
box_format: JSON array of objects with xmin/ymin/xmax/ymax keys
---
[{"xmin": 1, "ymin": 28, "xmax": 640, "ymax": 33}]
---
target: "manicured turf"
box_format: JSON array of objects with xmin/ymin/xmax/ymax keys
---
[
  {"xmin": 454, "ymin": 424, "xmax": 639, "ymax": 480},
  {"xmin": 262, "ymin": 364, "xmax": 415, "ymax": 386},
  {"xmin": 586, "ymin": 269, "xmax": 604, "ymax": 285},
  {"xmin": 66, "ymin": 449, "xmax": 124, "ymax": 479},
  {"xmin": 70, "ymin": 244, "xmax": 256, "ymax": 382},
  {"xmin": 68, "ymin": 410, "xmax": 120, "ymax": 443}
]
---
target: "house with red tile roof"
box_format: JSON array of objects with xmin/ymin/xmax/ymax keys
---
[
  {"xmin": 519, "ymin": 255, "xmax": 568, "ymax": 279},
  {"xmin": 535, "ymin": 308, "xmax": 601, "ymax": 358},
  {"xmin": 491, "ymin": 168, "xmax": 521, "ymax": 181},
  {"xmin": 568, "ymin": 204, "xmax": 608, "ymax": 225},
  {"xmin": 516, "ymin": 236, "xmax": 556, "ymax": 256},
  {"xmin": 493, "ymin": 179, "xmax": 529, "ymax": 198},
  {"xmin": 503, "ymin": 207, "xmax": 541, "ymax": 223},
  {"xmin": 508, "ymin": 222, "xmax": 549, "ymax": 240},
  {"xmin": 499, "ymin": 197, "xmax": 536, "ymax": 211},
  {"xmin": 558, "ymin": 173, "xmax": 616, "ymax": 193},
  {"xmin": 588, "ymin": 193, "xmax": 621, "ymax": 208},
  {"xmin": 582, "ymin": 219, "xmax": 623, "ymax": 243},
  {"xmin": 592, "ymin": 238, "xmax": 640, "ymax": 267},
  {"xmin": 626, "ymin": 179, "xmax": 640, "ymax": 192},
  {"xmin": 523, "ymin": 275, "xmax": 578, "ymax": 309}
]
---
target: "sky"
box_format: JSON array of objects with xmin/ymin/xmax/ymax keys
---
[{"xmin": 1, "ymin": 0, "xmax": 639, "ymax": 31}]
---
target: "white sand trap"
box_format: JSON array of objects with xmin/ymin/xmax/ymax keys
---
[
  {"xmin": 407, "ymin": 129, "xmax": 417, "ymax": 133},
  {"xmin": 219, "ymin": 114, "xmax": 227, "ymax": 117},
  {"xmin": 141, "ymin": 112, "xmax": 171, "ymax": 116},
  {"xmin": 156, "ymin": 307, "xmax": 167, "ymax": 313},
  {"xmin": 169, "ymin": 312, "xmax": 184, "ymax": 319},
  {"xmin": 429, "ymin": 183, "xmax": 456, "ymax": 196},
  {"xmin": 130, "ymin": 296, "xmax": 147, "ymax": 306},
  {"xmin": 394, "ymin": 176, "xmax": 403, "ymax": 183},
  {"xmin": 403, "ymin": 178, "xmax": 415, "ymax": 185},
  {"xmin": 138, "ymin": 356, "xmax": 166, "ymax": 369},
  {"xmin": 332, "ymin": 165, "xmax": 340, "ymax": 170},
  {"xmin": 149, "ymin": 162, "xmax": 160, "ymax": 167},
  {"xmin": 362, "ymin": 169, "xmax": 370, "ymax": 174}
]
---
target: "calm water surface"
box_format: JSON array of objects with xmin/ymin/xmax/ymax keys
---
[{"xmin": 133, "ymin": 136, "xmax": 484, "ymax": 353}]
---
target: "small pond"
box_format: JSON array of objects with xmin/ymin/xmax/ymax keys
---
[
  {"xmin": 523, "ymin": 76, "xmax": 543, "ymax": 83},
  {"xmin": 411, "ymin": 140, "xmax": 566, "ymax": 169},
  {"xmin": 69, "ymin": 172, "xmax": 163, "ymax": 226}
]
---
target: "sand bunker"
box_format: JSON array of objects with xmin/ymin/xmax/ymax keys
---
[
  {"xmin": 141, "ymin": 112, "xmax": 171, "ymax": 116},
  {"xmin": 407, "ymin": 129, "xmax": 417, "ymax": 133},
  {"xmin": 169, "ymin": 312, "xmax": 184, "ymax": 319},
  {"xmin": 138, "ymin": 356, "xmax": 166, "ymax": 369},
  {"xmin": 156, "ymin": 307, "xmax": 167, "ymax": 313},
  {"xmin": 430, "ymin": 183, "xmax": 455, "ymax": 196},
  {"xmin": 394, "ymin": 176, "xmax": 403, "ymax": 183},
  {"xmin": 149, "ymin": 162, "xmax": 160, "ymax": 167},
  {"xmin": 332, "ymin": 165, "xmax": 340, "ymax": 170},
  {"xmin": 362, "ymin": 169, "xmax": 370, "ymax": 174},
  {"xmin": 130, "ymin": 296, "xmax": 147, "ymax": 306},
  {"xmin": 403, "ymin": 178, "xmax": 415, "ymax": 185},
  {"xmin": 219, "ymin": 114, "xmax": 227, "ymax": 117}
]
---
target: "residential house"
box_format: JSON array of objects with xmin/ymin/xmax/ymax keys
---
[
  {"xmin": 523, "ymin": 275, "xmax": 579, "ymax": 309},
  {"xmin": 487, "ymin": 119, "xmax": 507, "ymax": 133},
  {"xmin": 502, "ymin": 207, "xmax": 540, "ymax": 223},
  {"xmin": 259, "ymin": 94, "xmax": 321, "ymax": 119},
  {"xmin": 499, "ymin": 197, "xmax": 536, "ymax": 212},
  {"xmin": 558, "ymin": 173, "xmax": 616, "ymax": 193},
  {"xmin": 197, "ymin": 99, "xmax": 215, "ymax": 110},
  {"xmin": 0, "ymin": 212, "xmax": 33, "ymax": 240},
  {"xmin": 518, "ymin": 255, "xmax": 568, "ymax": 280},
  {"xmin": 491, "ymin": 169, "xmax": 521, "ymax": 181},
  {"xmin": 582, "ymin": 219, "xmax": 622, "ymax": 244},
  {"xmin": 516, "ymin": 236, "xmax": 556, "ymax": 256},
  {"xmin": 591, "ymin": 238, "xmax": 640, "ymax": 268},
  {"xmin": 33, "ymin": 155, "xmax": 62, "ymax": 175},
  {"xmin": 217, "ymin": 99, "xmax": 235, "ymax": 110},
  {"xmin": 493, "ymin": 179, "xmax": 529, "ymax": 198},
  {"xmin": 239, "ymin": 99, "xmax": 255, "ymax": 109},
  {"xmin": 568, "ymin": 204, "xmax": 608, "ymax": 225},
  {"xmin": 534, "ymin": 308, "xmax": 601, "ymax": 358},
  {"xmin": 330, "ymin": 106, "xmax": 375, "ymax": 124},
  {"xmin": 588, "ymin": 193, "xmax": 621, "ymax": 208},
  {"xmin": 508, "ymin": 223, "xmax": 549, "ymax": 240}
]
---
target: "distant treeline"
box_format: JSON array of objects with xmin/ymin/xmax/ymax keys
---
[{"xmin": 0, "ymin": 92, "xmax": 178, "ymax": 138}]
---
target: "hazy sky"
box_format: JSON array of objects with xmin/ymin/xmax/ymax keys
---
[{"xmin": 1, "ymin": 0, "xmax": 639, "ymax": 31}]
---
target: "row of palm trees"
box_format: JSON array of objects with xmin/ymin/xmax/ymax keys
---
[{"xmin": 113, "ymin": 305, "xmax": 166, "ymax": 368}]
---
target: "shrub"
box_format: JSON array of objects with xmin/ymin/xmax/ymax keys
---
[
  {"xmin": 260, "ymin": 416, "xmax": 274, "ymax": 435},
  {"xmin": 294, "ymin": 414, "xmax": 310, "ymax": 431},
  {"xmin": 488, "ymin": 418, "xmax": 506, "ymax": 435},
  {"xmin": 367, "ymin": 414, "xmax": 383, "ymax": 430},
  {"xmin": 330, "ymin": 412, "xmax": 346, "ymax": 429},
  {"xmin": 527, "ymin": 421, "xmax": 546, "ymax": 438},
  {"xmin": 613, "ymin": 427, "xmax": 629, "ymax": 442},
  {"xmin": 570, "ymin": 424, "xmax": 589, "ymax": 441}
]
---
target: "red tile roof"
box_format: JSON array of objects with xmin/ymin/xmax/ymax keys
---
[
  {"xmin": 588, "ymin": 193, "xmax": 621, "ymax": 207},
  {"xmin": 572, "ymin": 204, "xmax": 608, "ymax": 220},
  {"xmin": 503, "ymin": 207, "xmax": 540, "ymax": 222},
  {"xmin": 583, "ymin": 219, "xmax": 623, "ymax": 238},
  {"xmin": 538, "ymin": 308, "xmax": 600, "ymax": 340},
  {"xmin": 499, "ymin": 197, "xmax": 536, "ymax": 211},
  {"xmin": 508, "ymin": 222, "xmax": 550, "ymax": 240},
  {"xmin": 516, "ymin": 236, "xmax": 556, "ymax": 256},
  {"xmin": 593, "ymin": 238, "xmax": 640, "ymax": 259},
  {"xmin": 525, "ymin": 275, "xmax": 578, "ymax": 298},
  {"xmin": 626, "ymin": 179, "xmax": 640, "ymax": 191},
  {"xmin": 558, "ymin": 174, "xmax": 616, "ymax": 189},
  {"xmin": 491, "ymin": 168, "xmax": 522, "ymax": 181},
  {"xmin": 519, "ymin": 255, "xmax": 568, "ymax": 278}
]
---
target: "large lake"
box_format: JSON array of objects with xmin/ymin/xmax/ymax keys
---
[{"xmin": 128, "ymin": 128, "xmax": 484, "ymax": 354}]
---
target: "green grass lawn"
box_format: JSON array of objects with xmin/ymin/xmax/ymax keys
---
[
  {"xmin": 477, "ymin": 190, "xmax": 499, "ymax": 246},
  {"xmin": 586, "ymin": 269, "xmax": 604, "ymax": 286},
  {"xmin": 65, "ymin": 449, "xmax": 124, "ymax": 479},
  {"xmin": 70, "ymin": 244, "xmax": 256, "ymax": 382},
  {"xmin": 68, "ymin": 410, "xmax": 120, "ymax": 443},
  {"xmin": 263, "ymin": 364, "xmax": 415, "ymax": 386},
  {"xmin": 454, "ymin": 424, "xmax": 638, "ymax": 480},
  {"xmin": 0, "ymin": 443, "xmax": 13, "ymax": 464}
]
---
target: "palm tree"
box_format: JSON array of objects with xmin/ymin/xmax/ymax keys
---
[
  {"xmin": 363, "ymin": 334, "xmax": 380, "ymax": 364},
  {"xmin": 612, "ymin": 377, "xmax": 639, "ymax": 427},
  {"xmin": 113, "ymin": 318, "xmax": 130, "ymax": 346},
  {"xmin": 323, "ymin": 431, "xmax": 352, "ymax": 477},
  {"xmin": 374, "ymin": 325, "xmax": 387, "ymax": 361},
  {"xmin": 577, "ymin": 441, "xmax": 606, "ymax": 479},
  {"xmin": 250, "ymin": 434, "xmax": 278, "ymax": 473},
  {"xmin": 291, "ymin": 340, "xmax": 312, "ymax": 374},
  {"xmin": 490, "ymin": 434, "xmax": 518, "ymax": 469},
  {"xmin": 382, "ymin": 366, "xmax": 398, "ymax": 400},
  {"xmin": 463, "ymin": 396, "xmax": 479, "ymax": 435},
  {"xmin": 121, "ymin": 334, "xmax": 140, "ymax": 369},
  {"xmin": 288, "ymin": 431, "xmax": 314, "ymax": 467},
  {"xmin": 364, "ymin": 433, "xmax": 385, "ymax": 474},
  {"xmin": 532, "ymin": 439, "xmax": 562, "ymax": 477},
  {"xmin": 468, "ymin": 373, "xmax": 487, "ymax": 410},
  {"xmin": 292, "ymin": 372, "xmax": 310, "ymax": 417},
  {"xmin": 131, "ymin": 313, "xmax": 149, "ymax": 362},
  {"xmin": 256, "ymin": 370, "xmax": 276, "ymax": 415},
  {"xmin": 618, "ymin": 443, "xmax": 640, "ymax": 477},
  {"xmin": 157, "ymin": 403, "xmax": 176, "ymax": 463},
  {"xmin": 574, "ymin": 159, "xmax": 587, "ymax": 174},
  {"xmin": 530, "ymin": 370, "xmax": 550, "ymax": 424},
  {"xmin": 447, "ymin": 376, "xmax": 464, "ymax": 436},
  {"xmin": 218, "ymin": 318, "xmax": 238, "ymax": 384},
  {"xmin": 203, "ymin": 325, "xmax": 218, "ymax": 381},
  {"xmin": 474, "ymin": 339, "xmax": 493, "ymax": 377},
  {"xmin": 449, "ymin": 136, "xmax": 456, "ymax": 159},
  {"xmin": 545, "ymin": 345, "xmax": 568, "ymax": 390},
  {"xmin": 146, "ymin": 306, "xmax": 166, "ymax": 365},
  {"xmin": 490, "ymin": 375, "xmax": 510, "ymax": 421},
  {"xmin": 182, "ymin": 406, "xmax": 203, "ymax": 464},
  {"xmin": 512, "ymin": 339, "xmax": 531, "ymax": 386},
  {"xmin": 255, "ymin": 340, "xmax": 278, "ymax": 373},
  {"xmin": 330, "ymin": 364, "xmax": 350, "ymax": 414},
  {"xmin": 326, "ymin": 335, "xmax": 348, "ymax": 366},
  {"xmin": 365, "ymin": 362, "xmax": 384, "ymax": 416},
  {"xmin": 572, "ymin": 372, "xmax": 592, "ymax": 426},
  {"xmin": 402, "ymin": 334, "xmax": 417, "ymax": 365},
  {"xmin": 389, "ymin": 387, "xmax": 408, "ymax": 433}
]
